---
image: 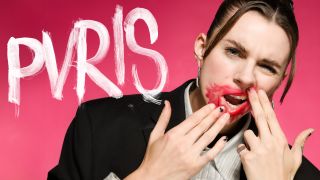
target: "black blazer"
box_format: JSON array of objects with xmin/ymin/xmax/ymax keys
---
[{"xmin": 48, "ymin": 80, "xmax": 320, "ymax": 180}]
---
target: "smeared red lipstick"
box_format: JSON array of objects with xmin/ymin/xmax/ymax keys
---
[{"xmin": 205, "ymin": 84, "xmax": 250, "ymax": 121}]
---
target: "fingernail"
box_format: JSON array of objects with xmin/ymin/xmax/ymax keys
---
[
  {"xmin": 249, "ymin": 86, "xmax": 258, "ymax": 93},
  {"xmin": 223, "ymin": 136, "xmax": 228, "ymax": 142},
  {"xmin": 219, "ymin": 106, "xmax": 224, "ymax": 113},
  {"xmin": 308, "ymin": 129, "xmax": 314, "ymax": 138},
  {"xmin": 237, "ymin": 145, "xmax": 246, "ymax": 153},
  {"xmin": 206, "ymin": 103, "xmax": 214, "ymax": 110}
]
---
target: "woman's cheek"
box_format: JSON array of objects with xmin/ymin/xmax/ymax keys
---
[
  {"xmin": 205, "ymin": 56, "xmax": 233, "ymax": 77},
  {"xmin": 255, "ymin": 75, "xmax": 282, "ymax": 96}
]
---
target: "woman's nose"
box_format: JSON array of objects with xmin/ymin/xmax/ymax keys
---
[{"xmin": 233, "ymin": 64, "xmax": 256, "ymax": 90}]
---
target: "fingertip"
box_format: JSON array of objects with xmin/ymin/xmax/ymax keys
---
[
  {"xmin": 214, "ymin": 136, "xmax": 228, "ymax": 150},
  {"xmin": 237, "ymin": 143, "xmax": 245, "ymax": 149},
  {"xmin": 208, "ymin": 103, "xmax": 216, "ymax": 110},
  {"xmin": 154, "ymin": 101, "xmax": 172, "ymax": 136},
  {"xmin": 163, "ymin": 100, "xmax": 168, "ymax": 106},
  {"xmin": 247, "ymin": 87, "xmax": 254, "ymax": 93},
  {"xmin": 219, "ymin": 106, "xmax": 226, "ymax": 113},
  {"xmin": 257, "ymin": 89, "xmax": 266, "ymax": 95},
  {"xmin": 208, "ymin": 136, "xmax": 228, "ymax": 158},
  {"xmin": 163, "ymin": 100, "xmax": 171, "ymax": 109},
  {"xmin": 237, "ymin": 144, "xmax": 247, "ymax": 154},
  {"xmin": 308, "ymin": 128, "xmax": 314, "ymax": 135},
  {"xmin": 301, "ymin": 128, "xmax": 314, "ymax": 139},
  {"xmin": 249, "ymin": 87, "xmax": 256, "ymax": 93},
  {"xmin": 222, "ymin": 136, "xmax": 228, "ymax": 143},
  {"xmin": 293, "ymin": 128, "xmax": 315, "ymax": 154},
  {"xmin": 159, "ymin": 101, "xmax": 171, "ymax": 120},
  {"xmin": 305, "ymin": 128, "xmax": 314, "ymax": 140}
]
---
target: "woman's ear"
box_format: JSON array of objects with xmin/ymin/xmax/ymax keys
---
[{"xmin": 194, "ymin": 33, "xmax": 207, "ymax": 68}]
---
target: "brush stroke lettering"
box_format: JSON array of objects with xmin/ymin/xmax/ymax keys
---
[{"xmin": 7, "ymin": 5, "xmax": 167, "ymax": 107}]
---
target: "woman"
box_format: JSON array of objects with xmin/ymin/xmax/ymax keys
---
[{"xmin": 48, "ymin": 0, "xmax": 320, "ymax": 179}]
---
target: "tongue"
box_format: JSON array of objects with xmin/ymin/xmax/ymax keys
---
[{"xmin": 224, "ymin": 95, "xmax": 244, "ymax": 105}]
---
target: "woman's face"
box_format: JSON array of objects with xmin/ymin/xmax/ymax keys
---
[{"xmin": 195, "ymin": 11, "xmax": 290, "ymax": 125}]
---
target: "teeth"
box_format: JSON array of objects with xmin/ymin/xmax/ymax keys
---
[{"xmin": 229, "ymin": 94, "xmax": 247, "ymax": 100}]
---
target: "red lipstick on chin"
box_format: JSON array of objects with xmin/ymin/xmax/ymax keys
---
[{"xmin": 205, "ymin": 84, "xmax": 250, "ymax": 121}]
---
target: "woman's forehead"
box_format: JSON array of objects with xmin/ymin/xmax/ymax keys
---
[{"xmin": 221, "ymin": 11, "xmax": 291, "ymax": 67}]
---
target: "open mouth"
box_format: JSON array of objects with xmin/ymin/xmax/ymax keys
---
[
  {"xmin": 219, "ymin": 94, "xmax": 249, "ymax": 116},
  {"xmin": 206, "ymin": 84, "xmax": 250, "ymax": 118},
  {"xmin": 223, "ymin": 94, "xmax": 247, "ymax": 107}
]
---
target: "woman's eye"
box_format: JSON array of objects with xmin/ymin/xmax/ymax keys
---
[
  {"xmin": 225, "ymin": 47, "xmax": 240, "ymax": 56},
  {"xmin": 260, "ymin": 64, "xmax": 277, "ymax": 74}
]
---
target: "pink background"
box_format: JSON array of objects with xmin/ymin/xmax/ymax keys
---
[{"xmin": 0, "ymin": 0, "xmax": 319, "ymax": 179}]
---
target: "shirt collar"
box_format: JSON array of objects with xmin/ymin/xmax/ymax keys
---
[{"xmin": 184, "ymin": 82, "xmax": 194, "ymax": 118}]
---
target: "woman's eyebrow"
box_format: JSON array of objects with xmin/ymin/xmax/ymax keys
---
[{"xmin": 225, "ymin": 39, "xmax": 247, "ymax": 54}]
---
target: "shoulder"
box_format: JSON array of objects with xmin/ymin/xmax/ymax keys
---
[
  {"xmin": 75, "ymin": 94, "xmax": 160, "ymax": 129},
  {"xmin": 81, "ymin": 94, "xmax": 145, "ymax": 113}
]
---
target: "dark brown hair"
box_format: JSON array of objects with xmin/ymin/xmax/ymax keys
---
[{"xmin": 203, "ymin": 0, "xmax": 298, "ymax": 103}]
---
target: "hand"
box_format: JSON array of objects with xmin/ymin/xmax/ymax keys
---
[
  {"xmin": 125, "ymin": 100, "xmax": 230, "ymax": 180},
  {"xmin": 238, "ymin": 88, "xmax": 314, "ymax": 180}
]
